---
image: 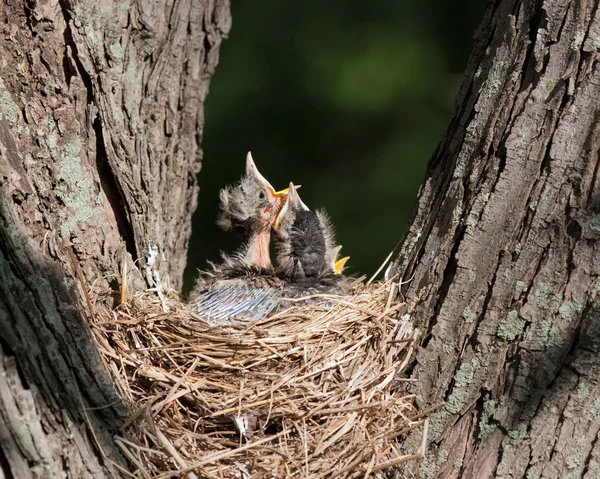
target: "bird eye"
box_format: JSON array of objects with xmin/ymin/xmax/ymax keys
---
[{"xmin": 259, "ymin": 192, "xmax": 265, "ymax": 199}]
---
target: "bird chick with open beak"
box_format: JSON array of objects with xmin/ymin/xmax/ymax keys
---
[
  {"xmin": 189, "ymin": 153, "xmax": 290, "ymax": 324},
  {"xmin": 273, "ymin": 183, "xmax": 349, "ymax": 295},
  {"xmin": 217, "ymin": 152, "xmax": 289, "ymax": 270}
]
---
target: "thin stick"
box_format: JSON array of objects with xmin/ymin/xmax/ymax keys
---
[
  {"xmin": 120, "ymin": 252, "xmax": 127, "ymax": 305},
  {"xmin": 371, "ymin": 417, "xmax": 429, "ymax": 472},
  {"xmin": 155, "ymin": 428, "xmax": 198, "ymax": 479},
  {"xmin": 155, "ymin": 430, "xmax": 290, "ymax": 479},
  {"xmin": 68, "ymin": 245, "xmax": 94, "ymax": 313},
  {"xmin": 77, "ymin": 390, "xmax": 137, "ymax": 478},
  {"xmin": 367, "ymin": 238, "xmax": 404, "ymax": 285}
]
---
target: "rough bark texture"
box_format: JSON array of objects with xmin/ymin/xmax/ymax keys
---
[
  {"xmin": 0, "ymin": 0, "xmax": 230, "ymax": 475},
  {"xmin": 393, "ymin": 0, "xmax": 600, "ymax": 478}
]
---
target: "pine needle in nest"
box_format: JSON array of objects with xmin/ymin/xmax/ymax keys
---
[{"xmin": 88, "ymin": 279, "xmax": 428, "ymax": 478}]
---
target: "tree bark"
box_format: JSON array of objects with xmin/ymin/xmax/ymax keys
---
[
  {"xmin": 393, "ymin": 0, "xmax": 600, "ymax": 477},
  {"xmin": 4, "ymin": 0, "xmax": 600, "ymax": 476},
  {"xmin": 0, "ymin": 0, "xmax": 230, "ymax": 475}
]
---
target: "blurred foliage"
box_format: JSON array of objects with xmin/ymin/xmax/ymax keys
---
[{"xmin": 184, "ymin": 0, "xmax": 484, "ymax": 292}]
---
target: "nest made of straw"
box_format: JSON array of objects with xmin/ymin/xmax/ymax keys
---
[{"xmin": 89, "ymin": 279, "xmax": 428, "ymax": 479}]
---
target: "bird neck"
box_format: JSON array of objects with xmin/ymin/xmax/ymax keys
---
[{"xmin": 244, "ymin": 229, "xmax": 272, "ymax": 269}]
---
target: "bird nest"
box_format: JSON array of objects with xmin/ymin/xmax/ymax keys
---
[{"xmin": 88, "ymin": 279, "xmax": 429, "ymax": 478}]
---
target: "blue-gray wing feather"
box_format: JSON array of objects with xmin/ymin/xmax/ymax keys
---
[{"xmin": 190, "ymin": 279, "xmax": 280, "ymax": 324}]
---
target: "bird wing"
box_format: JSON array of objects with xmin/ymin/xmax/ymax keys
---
[{"xmin": 190, "ymin": 278, "xmax": 281, "ymax": 325}]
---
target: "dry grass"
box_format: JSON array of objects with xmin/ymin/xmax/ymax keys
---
[{"xmin": 88, "ymin": 279, "xmax": 428, "ymax": 478}]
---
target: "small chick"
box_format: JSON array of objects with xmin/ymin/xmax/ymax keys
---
[
  {"xmin": 190, "ymin": 153, "xmax": 288, "ymax": 323},
  {"xmin": 273, "ymin": 183, "xmax": 349, "ymax": 296},
  {"xmin": 217, "ymin": 152, "xmax": 289, "ymax": 269}
]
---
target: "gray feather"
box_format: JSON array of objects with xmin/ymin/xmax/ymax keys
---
[{"xmin": 190, "ymin": 279, "xmax": 281, "ymax": 325}]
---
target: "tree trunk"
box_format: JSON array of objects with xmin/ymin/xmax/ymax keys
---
[
  {"xmin": 0, "ymin": 0, "xmax": 230, "ymax": 475},
  {"xmin": 393, "ymin": 0, "xmax": 600, "ymax": 477},
  {"xmin": 4, "ymin": 0, "xmax": 600, "ymax": 476}
]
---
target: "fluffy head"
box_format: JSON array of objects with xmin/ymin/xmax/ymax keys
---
[
  {"xmin": 317, "ymin": 211, "xmax": 350, "ymax": 274},
  {"xmin": 217, "ymin": 152, "xmax": 287, "ymax": 239},
  {"xmin": 274, "ymin": 183, "xmax": 331, "ymax": 279},
  {"xmin": 274, "ymin": 184, "xmax": 350, "ymax": 283}
]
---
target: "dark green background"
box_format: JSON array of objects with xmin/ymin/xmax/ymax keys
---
[{"xmin": 184, "ymin": 1, "xmax": 484, "ymax": 292}]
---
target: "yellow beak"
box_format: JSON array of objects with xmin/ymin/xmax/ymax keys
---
[
  {"xmin": 274, "ymin": 185, "xmax": 301, "ymax": 197},
  {"xmin": 334, "ymin": 256, "xmax": 350, "ymax": 275}
]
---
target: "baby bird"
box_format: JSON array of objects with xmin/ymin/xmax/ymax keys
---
[
  {"xmin": 217, "ymin": 152, "xmax": 288, "ymax": 269},
  {"xmin": 274, "ymin": 183, "xmax": 349, "ymax": 296},
  {"xmin": 189, "ymin": 152, "xmax": 288, "ymax": 323}
]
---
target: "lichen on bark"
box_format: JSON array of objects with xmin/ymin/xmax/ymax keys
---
[
  {"xmin": 391, "ymin": 0, "xmax": 600, "ymax": 477},
  {"xmin": 0, "ymin": 0, "xmax": 231, "ymax": 475}
]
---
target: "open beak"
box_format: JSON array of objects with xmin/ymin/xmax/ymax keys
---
[
  {"xmin": 273, "ymin": 182, "xmax": 294, "ymax": 231},
  {"xmin": 246, "ymin": 153, "xmax": 305, "ymax": 230},
  {"xmin": 274, "ymin": 182, "xmax": 307, "ymax": 231},
  {"xmin": 246, "ymin": 151, "xmax": 303, "ymax": 221},
  {"xmin": 246, "ymin": 151, "xmax": 278, "ymax": 195},
  {"xmin": 246, "ymin": 151, "xmax": 301, "ymax": 197},
  {"xmin": 274, "ymin": 185, "xmax": 301, "ymax": 197},
  {"xmin": 287, "ymin": 182, "xmax": 304, "ymax": 209},
  {"xmin": 287, "ymin": 181, "xmax": 309, "ymax": 212},
  {"xmin": 334, "ymin": 256, "xmax": 350, "ymax": 275}
]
